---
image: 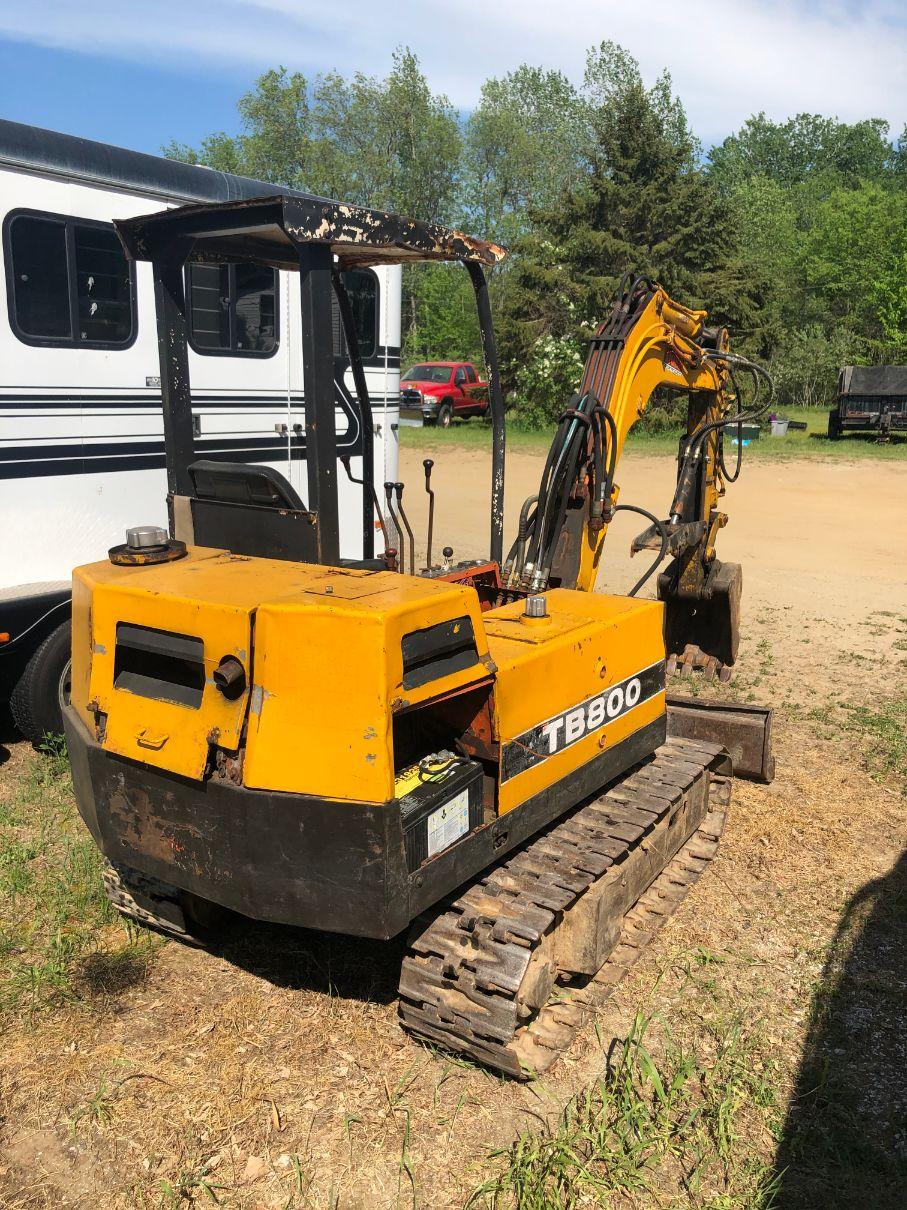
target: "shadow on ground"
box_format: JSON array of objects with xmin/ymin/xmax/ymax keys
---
[
  {"xmin": 0, "ymin": 705, "xmax": 19, "ymax": 766},
  {"xmin": 810, "ymin": 430, "xmax": 906, "ymax": 446},
  {"xmin": 774, "ymin": 848, "xmax": 907, "ymax": 1208},
  {"xmin": 205, "ymin": 915, "xmax": 407, "ymax": 1007}
]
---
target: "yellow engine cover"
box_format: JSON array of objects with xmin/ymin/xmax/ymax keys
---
[
  {"xmin": 484, "ymin": 590, "xmax": 665, "ymax": 815},
  {"xmin": 71, "ymin": 548, "xmax": 665, "ymax": 815},
  {"xmin": 71, "ymin": 548, "xmax": 491, "ymax": 798}
]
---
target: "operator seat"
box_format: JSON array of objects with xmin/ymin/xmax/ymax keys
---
[{"xmin": 185, "ymin": 460, "xmax": 383, "ymax": 570}]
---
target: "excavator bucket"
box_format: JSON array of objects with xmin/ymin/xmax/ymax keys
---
[{"xmin": 658, "ymin": 560, "xmax": 742, "ymax": 672}]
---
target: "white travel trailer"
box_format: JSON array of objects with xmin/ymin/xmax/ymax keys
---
[{"xmin": 0, "ymin": 120, "xmax": 402, "ymax": 743}]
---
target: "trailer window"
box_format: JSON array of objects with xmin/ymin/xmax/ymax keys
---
[
  {"xmin": 73, "ymin": 224, "xmax": 134, "ymax": 344},
  {"xmin": 3, "ymin": 210, "xmax": 136, "ymax": 349},
  {"xmin": 187, "ymin": 262, "xmax": 278, "ymax": 357}
]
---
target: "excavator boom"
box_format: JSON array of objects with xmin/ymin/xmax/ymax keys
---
[{"xmin": 505, "ymin": 276, "xmax": 766, "ymax": 675}]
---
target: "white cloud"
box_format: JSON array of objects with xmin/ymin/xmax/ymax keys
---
[{"xmin": 0, "ymin": 0, "xmax": 904, "ymax": 139}]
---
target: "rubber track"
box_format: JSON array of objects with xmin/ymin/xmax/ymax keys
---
[{"xmin": 398, "ymin": 736, "xmax": 731, "ymax": 1078}]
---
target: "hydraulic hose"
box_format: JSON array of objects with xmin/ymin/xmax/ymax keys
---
[
  {"xmin": 719, "ymin": 365, "xmax": 745, "ymax": 483},
  {"xmin": 596, "ymin": 405, "xmax": 618, "ymax": 511},
  {"xmin": 508, "ymin": 494, "xmax": 538, "ymax": 581},
  {"xmin": 671, "ymin": 352, "xmax": 774, "ymax": 519},
  {"xmin": 611, "ymin": 503, "xmax": 669, "ymax": 597}
]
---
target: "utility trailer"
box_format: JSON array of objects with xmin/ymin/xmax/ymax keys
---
[{"xmin": 828, "ymin": 365, "xmax": 907, "ymax": 439}]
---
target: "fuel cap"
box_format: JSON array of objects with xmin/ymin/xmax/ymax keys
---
[
  {"xmin": 126, "ymin": 525, "xmax": 168, "ymax": 550},
  {"xmin": 109, "ymin": 525, "xmax": 187, "ymax": 566},
  {"xmin": 524, "ymin": 594, "xmax": 548, "ymax": 618}
]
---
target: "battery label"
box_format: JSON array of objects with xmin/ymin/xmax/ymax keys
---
[{"xmin": 426, "ymin": 789, "xmax": 470, "ymax": 858}]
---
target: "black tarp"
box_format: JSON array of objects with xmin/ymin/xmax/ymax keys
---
[{"xmin": 840, "ymin": 366, "xmax": 907, "ymax": 398}]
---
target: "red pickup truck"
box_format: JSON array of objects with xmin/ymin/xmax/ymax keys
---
[{"xmin": 400, "ymin": 361, "xmax": 489, "ymax": 426}]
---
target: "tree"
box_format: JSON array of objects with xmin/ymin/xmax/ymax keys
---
[
  {"xmin": 769, "ymin": 325, "xmax": 864, "ymax": 410},
  {"xmin": 166, "ymin": 42, "xmax": 907, "ymax": 416},
  {"xmin": 709, "ymin": 113, "xmax": 897, "ymax": 192},
  {"xmin": 799, "ymin": 182, "xmax": 907, "ymax": 349},
  {"xmin": 403, "ymin": 264, "xmax": 482, "ymax": 365},
  {"xmin": 462, "ymin": 66, "xmax": 585, "ymax": 244},
  {"xmin": 167, "ymin": 51, "xmax": 463, "ymax": 360},
  {"xmin": 708, "ymin": 111, "xmax": 907, "ymax": 383},
  {"xmin": 166, "ymin": 49, "xmax": 461, "ymax": 221},
  {"xmin": 499, "ymin": 43, "xmax": 765, "ymax": 421}
]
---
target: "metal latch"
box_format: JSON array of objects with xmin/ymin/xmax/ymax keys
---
[{"xmin": 136, "ymin": 729, "xmax": 169, "ymax": 750}]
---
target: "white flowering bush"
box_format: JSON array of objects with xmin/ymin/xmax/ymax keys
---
[{"xmin": 510, "ymin": 334, "xmax": 585, "ymax": 428}]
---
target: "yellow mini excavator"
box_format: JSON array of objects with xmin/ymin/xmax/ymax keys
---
[{"xmin": 64, "ymin": 193, "xmax": 773, "ymax": 1076}]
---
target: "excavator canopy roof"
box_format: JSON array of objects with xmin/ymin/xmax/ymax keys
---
[{"xmin": 114, "ymin": 192, "xmax": 507, "ymax": 272}]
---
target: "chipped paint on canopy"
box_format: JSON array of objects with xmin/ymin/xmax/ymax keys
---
[{"xmin": 114, "ymin": 193, "xmax": 507, "ymax": 272}]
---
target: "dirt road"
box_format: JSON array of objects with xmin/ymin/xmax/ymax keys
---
[{"xmin": 399, "ymin": 446, "xmax": 907, "ymax": 620}]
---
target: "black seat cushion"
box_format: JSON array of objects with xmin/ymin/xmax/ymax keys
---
[{"xmin": 188, "ymin": 460, "xmax": 305, "ymax": 511}]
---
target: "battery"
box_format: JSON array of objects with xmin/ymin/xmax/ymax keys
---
[{"xmin": 395, "ymin": 753, "xmax": 484, "ymax": 871}]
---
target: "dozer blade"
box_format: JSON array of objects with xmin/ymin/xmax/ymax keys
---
[
  {"xmin": 666, "ymin": 694, "xmax": 775, "ymax": 784},
  {"xmin": 658, "ymin": 559, "xmax": 742, "ymax": 669}
]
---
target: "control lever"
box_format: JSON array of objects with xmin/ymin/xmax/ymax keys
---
[
  {"xmin": 422, "ymin": 458, "xmax": 435, "ymax": 570},
  {"xmin": 384, "ymin": 482, "xmax": 403, "ymax": 572},
  {"xmin": 340, "ymin": 456, "xmax": 390, "ymax": 551},
  {"xmin": 394, "ymin": 482, "xmax": 416, "ymax": 577}
]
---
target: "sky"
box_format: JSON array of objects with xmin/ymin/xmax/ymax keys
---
[{"xmin": 0, "ymin": 0, "xmax": 905, "ymax": 158}]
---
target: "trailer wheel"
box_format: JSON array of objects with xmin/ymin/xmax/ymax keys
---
[
  {"xmin": 827, "ymin": 411, "xmax": 842, "ymax": 439},
  {"xmin": 438, "ymin": 402, "xmax": 453, "ymax": 428},
  {"xmin": 10, "ymin": 621, "xmax": 71, "ymax": 748}
]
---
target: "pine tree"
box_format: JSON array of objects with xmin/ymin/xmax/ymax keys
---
[{"xmin": 498, "ymin": 44, "xmax": 767, "ymax": 412}]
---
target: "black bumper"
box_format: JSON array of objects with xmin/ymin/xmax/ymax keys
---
[
  {"xmin": 835, "ymin": 410, "xmax": 907, "ymax": 432},
  {"xmin": 64, "ymin": 705, "xmax": 665, "ymax": 940}
]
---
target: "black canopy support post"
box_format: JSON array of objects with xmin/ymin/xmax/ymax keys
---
[
  {"xmin": 150, "ymin": 240, "xmax": 195, "ymax": 522},
  {"xmin": 466, "ymin": 261, "xmax": 505, "ymax": 566},
  {"xmin": 298, "ymin": 242, "xmax": 341, "ymax": 565},
  {"xmin": 332, "ymin": 269, "xmax": 374, "ymax": 560}
]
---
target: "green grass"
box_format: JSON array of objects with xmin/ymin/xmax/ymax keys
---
[
  {"xmin": 807, "ymin": 692, "xmax": 907, "ymax": 792},
  {"xmin": 400, "ymin": 407, "xmax": 907, "ymax": 460},
  {"xmin": 839, "ymin": 696, "xmax": 907, "ymax": 788},
  {"xmin": 0, "ymin": 739, "xmax": 155, "ymax": 1018},
  {"xmin": 470, "ymin": 1010, "xmax": 780, "ymax": 1209}
]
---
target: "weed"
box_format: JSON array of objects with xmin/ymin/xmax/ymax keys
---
[
  {"xmin": 159, "ymin": 1162, "xmax": 225, "ymax": 1206},
  {"xmin": 70, "ymin": 1079, "xmax": 117, "ymax": 1132},
  {"xmin": 470, "ymin": 1013, "xmax": 779, "ymax": 1208},
  {"xmin": 0, "ymin": 746, "xmax": 157, "ymax": 1018},
  {"xmin": 807, "ymin": 694, "xmax": 907, "ymax": 791},
  {"xmin": 840, "ymin": 697, "xmax": 907, "ymax": 787},
  {"xmin": 755, "ymin": 637, "xmax": 774, "ymax": 678},
  {"xmin": 396, "ymin": 1109, "xmax": 416, "ymax": 1209}
]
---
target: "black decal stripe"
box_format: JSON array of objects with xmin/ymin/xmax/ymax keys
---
[
  {"xmin": 1, "ymin": 446, "xmax": 281, "ymax": 480},
  {"xmin": 0, "ymin": 435, "xmax": 365, "ymax": 480},
  {"xmin": 0, "ymin": 392, "xmax": 401, "ymax": 411},
  {"xmin": 501, "ymin": 660, "xmax": 666, "ymax": 783}
]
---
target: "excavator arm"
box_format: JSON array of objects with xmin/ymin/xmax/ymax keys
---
[{"xmin": 504, "ymin": 275, "xmax": 762, "ymax": 675}]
